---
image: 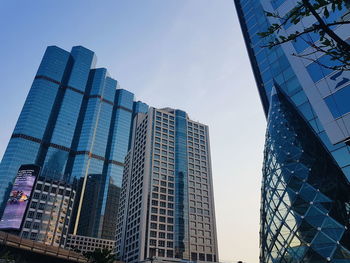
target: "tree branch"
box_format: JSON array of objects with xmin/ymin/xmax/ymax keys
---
[
  {"xmin": 302, "ymin": 0, "xmax": 350, "ymax": 51},
  {"xmin": 260, "ymin": 20, "xmax": 350, "ymax": 48}
]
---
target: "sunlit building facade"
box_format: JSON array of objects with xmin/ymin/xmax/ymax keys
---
[
  {"xmin": 235, "ymin": 0, "xmax": 350, "ymax": 262},
  {"xmin": 66, "ymin": 234, "xmax": 116, "ymax": 254},
  {"xmin": 0, "ymin": 45, "xmax": 148, "ymax": 240},
  {"xmin": 115, "ymin": 108, "xmax": 218, "ymax": 263},
  {"xmin": 21, "ymin": 175, "xmax": 76, "ymax": 247}
]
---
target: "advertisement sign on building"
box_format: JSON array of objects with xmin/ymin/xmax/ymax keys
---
[{"xmin": 0, "ymin": 164, "xmax": 40, "ymax": 230}]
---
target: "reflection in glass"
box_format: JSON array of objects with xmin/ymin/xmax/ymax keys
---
[{"xmin": 261, "ymin": 86, "xmax": 350, "ymax": 262}]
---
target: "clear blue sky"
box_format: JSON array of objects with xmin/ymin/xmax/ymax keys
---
[{"xmin": 0, "ymin": 1, "xmax": 266, "ymax": 262}]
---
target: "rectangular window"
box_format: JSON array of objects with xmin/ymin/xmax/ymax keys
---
[
  {"xmin": 306, "ymin": 55, "xmax": 341, "ymax": 82},
  {"xmin": 325, "ymin": 84, "xmax": 350, "ymax": 118},
  {"xmin": 28, "ymin": 211, "xmax": 34, "ymax": 218}
]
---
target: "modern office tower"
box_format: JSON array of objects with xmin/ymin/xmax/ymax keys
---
[
  {"xmin": 115, "ymin": 108, "xmax": 218, "ymax": 263},
  {"xmin": 66, "ymin": 234, "xmax": 116, "ymax": 254},
  {"xmin": 21, "ymin": 175, "xmax": 76, "ymax": 247},
  {"xmin": 235, "ymin": 1, "xmax": 350, "ymax": 262},
  {"xmin": 0, "ymin": 45, "xmax": 148, "ymax": 240}
]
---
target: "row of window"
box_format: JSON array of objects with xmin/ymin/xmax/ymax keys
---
[
  {"xmin": 155, "ymin": 126, "xmax": 175, "ymax": 135},
  {"xmin": 150, "ymin": 223, "xmax": 174, "ymax": 231},
  {"xmin": 187, "ymin": 121, "xmax": 205, "ymax": 130},
  {"xmin": 189, "ymin": 221, "xmax": 211, "ymax": 230},
  {"xmin": 189, "ymin": 175, "xmax": 209, "ymax": 183},
  {"xmin": 154, "ymin": 148, "xmax": 174, "ymax": 158},
  {"xmin": 36, "ymin": 183, "xmax": 72, "ymax": 196},
  {"xmin": 153, "ymin": 173, "xmax": 174, "ymax": 182},
  {"xmin": 189, "ymin": 148, "xmax": 207, "ymax": 155},
  {"xmin": 67, "ymin": 243, "xmax": 113, "ymax": 251},
  {"xmin": 152, "ymin": 193, "xmax": 174, "ymax": 202},
  {"xmin": 189, "ymin": 200, "xmax": 210, "ymax": 209},
  {"xmin": 149, "ymin": 248, "xmax": 173, "ymax": 258},
  {"xmin": 191, "ymin": 244, "xmax": 213, "ymax": 253},
  {"xmin": 191, "ymin": 252, "xmax": 216, "ymax": 262},
  {"xmin": 155, "ymin": 117, "xmax": 175, "ymax": 127},
  {"xmin": 69, "ymin": 237, "xmax": 115, "ymax": 244},
  {"xmin": 154, "ymin": 142, "xmax": 175, "ymax": 152},
  {"xmin": 188, "ymin": 138, "xmax": 206, "ymax": 146},
  {"xmin": 189, "ymin": 194, "xmax": 210, "ymax": 205},
  {"xmin": 189, "ymin": 168, "xmax": 208, "ymax": 176},
  {"xmin": 156, "ymin": 111, "xmax": 175, "ymax": 120},
  {"xmin": 188, "ymin": 130, "xmax": 205, "ymax": 137},
  {"xmin": 150, "ymin": 230, "xmax": 173, "ymax": 239},
  {"xmin": 149, "ymin": 239, "xmax": 173, "ymax": 248},
  {"xmin": 152, "ymin": 179, "xmax": 174, "ymax": 188},
  {"xmin": 22, "ymin": 231, "xmax": 38, "ymax": 240},
  {"xmin": 155, "ymin": 136, "xmax": 175, "ymax": 146},
  {"xmin": 189, "ymin": 157, "xmax": 206, "ymax": 165},
  {"xmin": 24, "ymin": 221, "xmax": 40, "ymax": 229},
  {"xmin": 155, "ymin": 130, "xmax": 174, "ymax": 139},
  {"xmin": 189, "ymin": 181, "xmax": 209, "ymax": 190},
  {"xmin": 190, "ymin": 229, "xmax": 212, "ymax": 238},
  {"xmin": 189, "ymin": 187, "xmax": 209, "ymax": 197},
  {"xmin": 188, "ymin": 164, "xmax": 207, "ymax": 171},
  {"xmin": 153, "ymin": 161, "xmax": 174, "ymax": 169},
  {"xmin": 68, "ymin": 241, "xmax": 114, "ymax": 247},
  {"xmin": 155, "ymin": 121, "xmax": 174, "ymax": 130},
  {"xmin": 150, "ymin": 215, "xmax": 174, "ymax": 224},
  {"xmin": 151, "ymin": 206, "xmax": 173, "ymax": 214},
  {"xmin": 189, "ymin": 207, "xmax": 211, "ymax": 216},
  {"xmin": 152, "ymin": 185, "xmax": 173, "ymax": 195},
  {"xmin": 189, "ymin": 142, "xmax": 206, "ymax": 150},
  {"xmin": 151, "ymin": 200, "xmax": 174, "ymax": 209},
  {"xmin": 154, "ymin": 154, "xmax": 174, "ymax": 162}
]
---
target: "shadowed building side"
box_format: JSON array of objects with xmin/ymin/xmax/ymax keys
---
[{"xmin": 261, "ymin": 86, "xmax": 350, "ymax": 262}]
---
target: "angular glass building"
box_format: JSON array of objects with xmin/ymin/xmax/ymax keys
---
[
  {"xmin": 0, "ymin": 45, "xmax": 148, "ymax": 240},
  {"xmin": 262, "ymin": 86, "xmax": 350, "ymax": 262},
  {"xmin": 234, "ymin": 0, "xmax": 350, "ymax": 262}
]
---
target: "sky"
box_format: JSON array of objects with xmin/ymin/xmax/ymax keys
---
[{"xmin": 0, "ymin": 1, "xmax": 266, "ymax": 262}]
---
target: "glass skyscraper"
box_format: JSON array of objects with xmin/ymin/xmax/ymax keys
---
[
  {"xmin": 0, "ymin": 45, "xmax": 148, "ymax": 240},
  {"xmin": 235, "ymin": 1, "xmax": 350, "ymax": 262},
  {"xmin": 115, "ymin": 107, "xmax": 218, "ymax": 263}
]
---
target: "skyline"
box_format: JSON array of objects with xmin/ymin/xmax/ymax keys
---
[{"xmin": 0, "ymin": 1, "xmax": 266, "ymax": 262}]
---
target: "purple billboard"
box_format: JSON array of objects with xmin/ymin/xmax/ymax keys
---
[{"xmin": 0, "ymin": 164, "xmax": 40, "ymax": 230}]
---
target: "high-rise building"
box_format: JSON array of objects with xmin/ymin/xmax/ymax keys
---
[
  {"xmin": 235, "ymin": 1, "xmax": 350, "ymax": 262},
  {"xmin": 0, "ymin": 45, "xmax": 148, "ymax": 240},
  {"xmin": 115, "ymin": 107, "xmax": 218, "ymax": 263}
]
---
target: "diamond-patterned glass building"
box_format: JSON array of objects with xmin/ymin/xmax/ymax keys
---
[{"xmin": 261, "ymin": 87, "xmax": 350, "ymax": 263}]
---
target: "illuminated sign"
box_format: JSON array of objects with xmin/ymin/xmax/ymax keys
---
[{"xmin": 0, "ymin": 164, "xmax": 40, "ymax": 230}]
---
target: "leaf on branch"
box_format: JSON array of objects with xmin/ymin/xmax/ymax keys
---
[{"xmin": 324, "ymin": 6, "xmax": 330, "ymax": 17}]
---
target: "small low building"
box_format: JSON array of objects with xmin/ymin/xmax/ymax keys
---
[
  {"xmin": 65, "ymin": 234, "xmax": 116, "ymax": 254},
  {"xmin": 0, "ymin": 165, "xmax": 76, "ymax": 248},
  {"xmin": 20, "ymin": 175, "xmax": 76, "ymax": 248}
]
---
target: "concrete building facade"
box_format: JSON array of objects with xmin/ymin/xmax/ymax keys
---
[{"xmin": 116, "ymin": 107, "xmax": 218, "ymax": 263}]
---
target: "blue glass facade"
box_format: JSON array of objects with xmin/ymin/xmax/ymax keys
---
[
  {"xmin": 261, "ymin": 87, "xmax": 350, "ymax": 262},
  {"xmin": 234, "ymin": 0, "xmax": 350, "ymax": 262},
  {"xmin": 174, "ymin": 110, "xmax": 189, "ymax": 259},
  {"xmin": 0, "ymin": 45, "xmax": 148, "ymax": 240},
  {"xmin": 234, "ymin": 0, "xmax": 350, "ymax": 179}
]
